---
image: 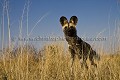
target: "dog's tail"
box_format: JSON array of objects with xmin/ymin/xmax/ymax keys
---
[{"xmin": 92, "ymin": 50, "xmax": 100, "ymax": 61}]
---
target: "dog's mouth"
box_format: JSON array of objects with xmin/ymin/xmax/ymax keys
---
[{"xmin": 68, "ymin": 29, "xmax": 74, "ymax": 34}]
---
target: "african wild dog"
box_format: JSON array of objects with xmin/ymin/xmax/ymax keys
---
[{"xmin": 60, "ymin": 16, "xmax": 100, "ymax": 69}]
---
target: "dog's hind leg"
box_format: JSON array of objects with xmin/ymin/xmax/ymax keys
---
[{"xmin": 89, "ymin": 53, "xmax": 97, "ymax": 67}]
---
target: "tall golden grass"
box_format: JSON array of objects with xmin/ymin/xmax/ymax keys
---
[
  {"xmin": 0, "ymin": 43, "xmax": 120, "ymax": 80},
  {"xmin": 0, "ymin": 0, "xmax": 120, "ymax": 80}
]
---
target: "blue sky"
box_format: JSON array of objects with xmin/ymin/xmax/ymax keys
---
[{"xmin": 0, "ymin": 0, "xmax": 120, "ymax": 49}]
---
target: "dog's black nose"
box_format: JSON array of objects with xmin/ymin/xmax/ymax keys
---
[{"xmin": 70, "ymin": 26, "xmax": 74, "ymax": 29}]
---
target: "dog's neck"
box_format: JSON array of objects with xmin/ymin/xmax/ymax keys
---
[{"xmin": 65, "ymin": 35, "xmax": 83, "ymax": 46}]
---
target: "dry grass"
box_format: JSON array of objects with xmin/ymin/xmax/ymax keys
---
[
  {"xmin": 0, "ymin": 44, "xmax": 120, "ymax": 80},
  {"xmin": 0, "ymin": 1, "xmax": 120, "ymax": 80}
]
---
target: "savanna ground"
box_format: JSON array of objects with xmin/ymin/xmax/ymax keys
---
[
  {"xmin": 0, "ymin": 43, "xmax": 120, "ymax": 80},
  {"xmin": 0, "ymin": 0, "xmax": 120, "ymax": 80}
]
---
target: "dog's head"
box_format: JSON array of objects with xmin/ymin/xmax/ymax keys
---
[{"xmin": 60, "ymin": 16, "xmax": 78, "ymax": 37}]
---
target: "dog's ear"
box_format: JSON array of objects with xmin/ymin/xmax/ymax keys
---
[
  {"xmin": 69, "ymin": 16, "xmax": 78, "ymax": 26},
  {"xmin": 60, "ymin": 16, "xmax": 68, "ymax": 26}
]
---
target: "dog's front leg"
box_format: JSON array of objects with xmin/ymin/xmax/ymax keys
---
[
  {"xmin": 69, "ymin": 48, "xmax": 75, "ymax": 67},
  {"xmin": 81, "ymin": 55, "xmax": 88, "ymax": 69},
  {"xmin": 69, "ymin": 46, "xmax": 75, "ymax": 73}
]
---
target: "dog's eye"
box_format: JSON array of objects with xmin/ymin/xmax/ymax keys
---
[{"xmin": 64, "ymin": 26, "xmax": 67, "ymax": 29}]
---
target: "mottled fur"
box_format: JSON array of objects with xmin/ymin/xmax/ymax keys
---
[{"xmin": 60, "ymin": 16, "xmax": 100, "ymax": 69}]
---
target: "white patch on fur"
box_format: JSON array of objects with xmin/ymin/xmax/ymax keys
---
[{"xmin": 69, "ymin": 23, "xmax": 76, "ymax": 28}]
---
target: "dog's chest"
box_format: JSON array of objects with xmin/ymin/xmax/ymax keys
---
[{"xmin": 66, "ymin": 36, "xmax": 77, "ymax": 45}]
